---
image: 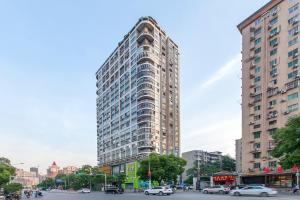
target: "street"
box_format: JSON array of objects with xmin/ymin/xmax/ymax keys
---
[{"xmin": 22, "ymin": 191, "xmax": 300, "ymax": 200}]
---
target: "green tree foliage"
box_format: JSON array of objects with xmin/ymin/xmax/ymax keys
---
[
  {"xmin": 3, "ymin": 183, "xmax": 22, "ymax": 195},
  {"xmin": 0, "ymin": 158, "xmax": 15, "ymax": 187},
  {"xmin": 138, "ymin": 153, "xmax": 186, "ymax": 184},
  {"xmin": 272, "ymin": 115, "xmax": 300, "ymax": 168},
  {"xmin": 185, "ymin": 155, "xmax": 236, "ymax": 181},
  {"xmin": 37, "ymin": 177, "xmax": 55, "ymax": 189}
]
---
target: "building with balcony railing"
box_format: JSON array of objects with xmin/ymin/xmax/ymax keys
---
[
  {"xmin": 237, "ymin": 0, "xmax": 300, "ymax": 187},
  {"xmin": 96, "ymin": 16, "xmax": 180, "ymax": 168}
]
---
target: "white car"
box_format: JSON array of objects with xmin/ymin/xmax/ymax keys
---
[
  {"xmin": 144, "ymin": 186, "xmax": 173, "ymax": 195},
  {"xmin": 230, "ymin": 186, "xmax": 278, "ymax": 197},
  {"xmin": 78, "ymin": 188, "xmax": 91, "ymax": 193},
  {"xmin": 203, "ymin": 185, "xmax": 230, "ymax": 194}
]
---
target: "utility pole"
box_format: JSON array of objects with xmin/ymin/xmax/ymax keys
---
[
  {"xmin": 196, "ymin": 151, "xmax": 201, "ymax": 191},
  {"xmin": 296, "ymin": 170, "xmax": 299, "ymax": 186},
  {"xmin": 148, "ymin": 159, "xmax": 151, "ymax": 189}
]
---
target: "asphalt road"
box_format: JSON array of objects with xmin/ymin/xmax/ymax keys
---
[{"xmin": 21, "ymin": 191, "xmax": 300, "ymax": 200}]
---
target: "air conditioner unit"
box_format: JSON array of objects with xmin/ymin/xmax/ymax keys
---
[
  {"xmin": 294, "ymin": 53, "xmax": 299, "ymax": 57},
  {"xmin": 284, "ymin": 110, "xmax": 290, "ymax": 115},
  {"xmin": 281, "ymin": 89, "xmax": 287, "ymax": 94},
  {"xmin": 272, "ymin": 73, "xmax": 278, "ymax": 77},
  {"xmin": 280, "ymin": 99, "xmax": 286, "ymax": 103}
]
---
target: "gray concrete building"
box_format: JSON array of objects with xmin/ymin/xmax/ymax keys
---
[
  {"xmin": 182, "ymin": 150, "xmax": 222, "ymax": 181},
  {"xmin": 235, "ymin": 139, "xmax": 242, "ymax": 173},
  {"xmin": 96, "ymin": 17, "xmax": 180, "ymax": 167}
]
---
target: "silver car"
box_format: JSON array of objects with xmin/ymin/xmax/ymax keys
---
[
  {"xmin": 144, "ymin": 186, "xmax": 173, "ymax": 196},
  {"xmin": 230, "ymin": 186, "xmax": 278, "ymax": 197}
]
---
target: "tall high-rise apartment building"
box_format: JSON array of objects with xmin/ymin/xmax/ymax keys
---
[
  {"xmin": 238, "ymin": 0, "xmax": 300, "ymax": 173},
  {"xmin": 96, "ymin": 17, "xmax": 180, "ymax": 167}
]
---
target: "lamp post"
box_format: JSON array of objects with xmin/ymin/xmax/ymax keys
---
[
  {"xmin": 148, "ymin": 159, "xmax": 151, "ymax": 189},
  {"xmin": 296, "ymin": 170, "xmax": 299, "ymax": 186}
]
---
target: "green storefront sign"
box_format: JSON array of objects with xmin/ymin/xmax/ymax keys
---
[{"xmin": 125, "ymin": 161, "xmax": 139, "ymax": 189}]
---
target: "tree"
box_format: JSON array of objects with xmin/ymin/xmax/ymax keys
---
[
  {"xmin": 138, "ymin": 153, "xmax": 186, "ymax": 184},
  {"xmin": 272, "ymin": 115, "xmax": 300, "ymax": 168},
  {"xmin": 184, "ymin": 155, "xmax": 236, "ymax": 182},
  {"xmin": 220, "ymin": 155, "xmax": 236, "ymax": 172},
  {"xmin": 3, "ymin": 183, "xmax": 22, "ymax": 195},
  {"xmin": 37, "ymin": 177, "xmax": 55, "ymax": 189},
  {"xmin": 0, "ymin": 158, "xmax": 15, "ymax": 187}
]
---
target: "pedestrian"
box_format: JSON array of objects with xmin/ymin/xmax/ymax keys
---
[{"xmin": 293, "ymin": 184, "xmax": 299, "ymax": 194}]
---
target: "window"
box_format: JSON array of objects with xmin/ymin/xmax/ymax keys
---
[
  {"xmin": 253, "ymin": 143, "xmax": 260, "ymax": 149},
  {"xmin": 269, "ymin": 99, "xmax": 277, "ymax": 107},
  {"xmin": 254, "ymin": 105, "xmax": 261, "ymax": 111},
  {"xmin": 288, "ymin": 70, "xmax": 298, "ymax": 79},
  {"xmin": 254, "ymin": 86, "xmax": 261, "ymax": 93},
  {"xmin": 288, "ymin": 37, "xmax": 298, "ymax": 46},
  {"xmin": 254, "ymin": 57, "xmax": 261, "ymax": 64},
  {"xmin": 254, "ymin": 76, "xmax": 261, "ymax": 83},
  {"xmin": 288, "ymin": 92, "xmax": 298, "ymax": 100},
  {"xmin": 253, "ymin": 131, "xmax": 261, "ymax": 139},
  {"xmin": 255, "ymin": 47, "xmax": 261, "ymax": 54},
  {"xmin": 269, "ymin": 120, "xmax": 277, "ymax": 125},
  {"xmin": 254, "ymin": 27, "xmax": 262, "ymax": 36},
  {"xmin": 254, "ymin": 38, "xmax": 261, "ymax": 45},
  {"xmin": 270, "ymin": 48, "xmax": 277, "ymax": 56},
  {"xmin": 289, "ymin": 3, "xmax": 299, "ymax": 14},
  {"xmin": 268, "ymin": 128, "xmax": 277, "ymax": 135},
  {"xmin": 288, "ymin": 48, "xmax": 298, "ymax": 57},
  {"xmin": 270, "ymin": 38, "xmax": 278, "ymax": 47},
  {"xmin": 270, "ymin": 66, "xmax": 277, "ymax": 76},
  {"xmin": 288, "ymin": 103, "xmax": 298, "ymax": 112},
  {"xmin": 253, "ymin": 152, "xmax": 261, "ymax": 159},
  {"xmin": 269, "ymin": 17, "xmax": 278, "ymax": 26},
  {"xmin": 255, "ymin": 67, "xmax": 261, "ymax": 73},
  {"xmin": 270, "ymin": 59, "xmax": 278, "ymax": 67},
  {"xmin": 287, "ymin": 80, "xmax": 299, "ymax": 89},
  {"xmin": 269, "ymin": 161, "xmax": 277, "ymax": 168},
  {"xmin": 288, "ymin": 26, "xmax": 299, "ymax": 36},
  {"xmin": 254, "ymin": 162, "xmax": 261, "ymax": 169},
  {"xmin": 288, "ymin": 15, "xmax": 299, "ymax": 25},
  {"xmin": 255, "ymin": 18, "xmax": 262, "ymax": 26},
  {"xmin": 254, "ymin": 115, "xmax": 261, "ymax": 121},
  {"xmin": 270, "ymin": 27, "xmax": 279, "ymax": 37}
]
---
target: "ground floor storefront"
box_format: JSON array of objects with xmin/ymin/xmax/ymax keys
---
[{"xmin": 241, "ymin": 172, "xmax": 298, "ymax": 188}]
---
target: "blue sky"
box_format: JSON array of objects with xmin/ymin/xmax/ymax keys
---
[{"xmin": 0, "ymin": 0, "xmax": 269, "ymax": 173}]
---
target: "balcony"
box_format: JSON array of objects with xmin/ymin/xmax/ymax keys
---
[
  {"xmin": 137, "ymin": 31, "xmax": 154, "ymax": 44},
  {"xmin": 137, "ymin": 51, "xmax": 155, "ymax": 64}
]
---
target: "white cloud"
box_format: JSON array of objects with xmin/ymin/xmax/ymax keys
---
[
  {"xmin": 200, "ymin": 54, "xmax": 241, "ymax": 90},
  {"xmin": 184, "ymin": 53, "xmax": 241, "ymax": 106}
]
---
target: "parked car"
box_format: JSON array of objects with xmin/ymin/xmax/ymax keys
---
[
  {"xmin": 104, "ymin": 186, "xmax": 123, "ymax": 194},
  {"xmin": 230, "ymin": 186, "xmax": 278, "ymax": 197},
  {"xmin": 203, "ymin": 185, "xmax": 230, "ymax": 194},
  {"xmin": 144, "ymin": 186, "xmax": 173, "ymax": 195},
  {"xmin": 77, "ymin": 188, "xmax": 91, "ymax": 193}
]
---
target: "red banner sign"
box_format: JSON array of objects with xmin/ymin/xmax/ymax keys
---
[{"xmin": 213, "ymin": 175, "xmax": 235, "ymax": 182}]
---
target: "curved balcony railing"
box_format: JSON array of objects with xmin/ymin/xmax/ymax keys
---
[
  {"xmin": 137, "ymin": 63, "xmax": 155, "ymax": 72},
  {"xmin": 137, "ymin": 90, "xmax": 155, "ymax": 101},
  {"xmin": 137, "ymin": 77, "xmax": 155, "ymax": 86},
  {"xmin": 137, "ymin": 31, "xmax": 154, "ymax": 43},
  {"xmin": 136, "ymin": 51, "xmax": 155, "ymax": 64},
  {"xmin": 137, "ymin": 109, "xmax": 155, "ymax": 118},
  {"xmin": 137, "ymin": 102, "xmax": 155, "ymax": 110}
]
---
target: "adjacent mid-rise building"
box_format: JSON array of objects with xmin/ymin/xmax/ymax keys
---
[
  {"xmin": 181, "ymin": 150, "xmax": 222, "ymax": 181},
  {"xmin": 238, "ymin": 0, "xmax": 300, "ymax": 185},
  {"xmin": 235, "ymin": 139, "xmax": 242, "ymax": 173},
  {"xmin": 47, "ymin": 161, "xmax": 59, "ymax": 178},
  {"xmin": 96, "ymin": 17, "xmax": 180, "ymax": 167}
]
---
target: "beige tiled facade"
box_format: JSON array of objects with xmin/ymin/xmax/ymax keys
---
[
  {"xmin": 238, "ymin": 0, "xmax": 300, "ymax": 173},
  {"xmin": 96, "ymin": 17, "xmax": 180, "ymax": 166}
]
